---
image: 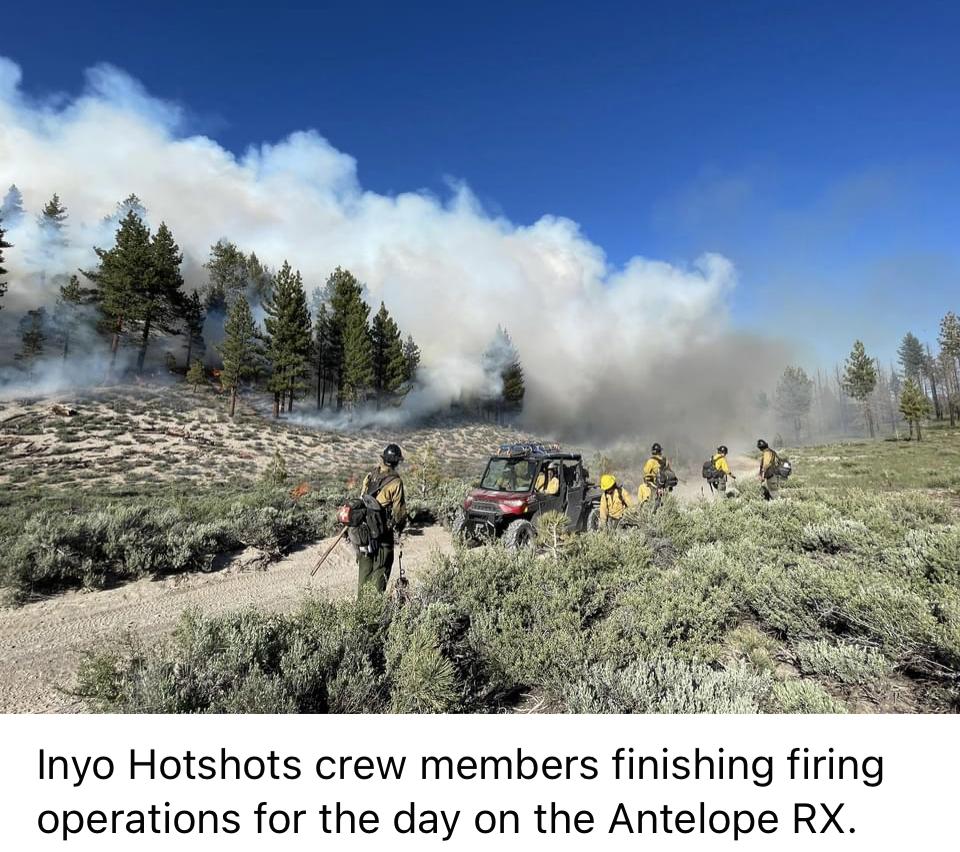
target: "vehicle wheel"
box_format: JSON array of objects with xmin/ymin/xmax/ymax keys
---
[
  {"xmin": 451, "ymin": 509, "xmax": 475, "ymax": 546},
  {"xmin": 503, "ymin": 518, "xmax": 536, "ymax": 550},
  {"xmin": 586, "ymin": 506, "xmax": 601, "ymax": 532}
]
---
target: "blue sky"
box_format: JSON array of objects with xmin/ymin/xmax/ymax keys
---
[{"xmin": 5, "ymin": 0, "xmax": 958, "ymax": 363}]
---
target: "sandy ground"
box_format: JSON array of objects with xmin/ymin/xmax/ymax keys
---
[
  {"xmin": 0, "ymin": 525, "xmax": 452, "ymax": 714},
  {"xmin": 0, "ymin": 386, "xmax": 535, "ymax": 491}
]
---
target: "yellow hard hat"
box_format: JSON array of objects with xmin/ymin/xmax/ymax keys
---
[{"xmin": 600, "ymin": 474, "xmax": 616, "ymax": 491}]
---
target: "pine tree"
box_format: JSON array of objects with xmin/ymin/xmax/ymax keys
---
[
  {"xmin": 843, "ymin": 340, "xmax": 878, "ymax": 437},
  {"xmin": 262, "ymin": 261, "xmax": 312, "ymax": 417},
  {"xmin": 104, "ymin": 194, "xmax": 147, "ymax": 225},
  {"xmin": 885, "ymin": 364, "xmax": 903, "ymax": 436},
  {"xmin": 386, "ymin": 327, "xmax": 408, "ymax": 395},
  {"xmin": 923, "ymin": 344, "xmax": 943, "ymax": 420},
  {"xmin": 285, "ymin": 270, "xmax": 312, "ymax": 412},
  {"xmin": 482, "ymin": 326, "xmax": 525, "ymax": 421},
  {"xmin": 370, "ymin": 302, "xmax": 406, "ymax": 407},
  {"xmin": 309, "ymin": 286, "xmax": 326, "ymax": 321},
  {"xmin": 219, "ymin": 294, "xmax": 259, "ymax": 417},
  {"xmin": 897, "ymin": 332, "xmax": 926, "ymax": 383},
  {"xmin": 183, "ymin": 290, "xmax": 206, "ymax": 370},
  {"xmin": 938, "ymin": 348, "xmax": 960, "ymax": 427},
  {"xmin": 502, "ymin": 359, "xmax": 525, "ymax": 408},
  {"xmin": 325, "ymin": 266, "xmax": 366, "ymax": 408},
  {"xmin": 39, "ymin": 193, "xmax": 68, "ymax": 246},
  {"xmin": 342, "ymin": 300, "xmax": 373, "ymax": 406},
  {"xmin": 247, "ymin": 252, "xmax": 273, "ymax": 304},
  {"xmin": 15, "ymin": 307, "xmax": 49, "ymax": 377},
  {"xmin": 938, "ymin": 311, "xmax": 960, "ymax": 426},
  {"xmin": 402, "ymin": 334, "xmax": 421, "ymax": 383},
  {"xmin": 133, "ymin": 222, "xmax": 187, "ymax": 374},
  {"xmin": 0, "ymin": 214, "xmax": 11, "ymax": 311},
  {"xmin": 313, "ymin": 302, "xmax": 334, "ymax": 409},
  {"xmin": 1, "ymin": 185, "xmax": 25, "ymax": 225},
  {"xmin": 899, "ymin": 378, "xmax": 931, "ymax": 441},
  {"xmin": 84, "ymin": 210, "xmax": 154, "ymax": 376},
  {"xmin": 186, "ymin": 359, "xmax": 206, "ymax": 393},
  {"xmin": 204, "ymin": 240, "xmax": 249, "ymax": 311},
  {"xmin": 52, "ymin": 274, "xmax": 95, "ymax": 359},
  {"xmin": 774, "ymin": 366, "xmax": 814, "ymax": 443}
]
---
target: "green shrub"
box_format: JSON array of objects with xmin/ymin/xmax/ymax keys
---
[
  {"xmin": 800, "ymin": 518, "xmax": 871, "ymax": 554},
  {"xmin": 595, "ymin": 543, "xmax": 739, "ymax": 665},
  {"xmin": 564, "ymin": 659, "xmax": 772, "ymax": 713},
  {"xmin": 406, "ymin": 478, "xmax": 471, "ymax": 526},
  {"xmin": 261, "ymin": 451, "xmax": 288, "ymax": 486},
  {"xmin": 725, "ymin": 625, "xmax": 782, "ymax": 673},
  {"xmin": 386, "ymin": 601, "xmax": 502, "ymax": 712},
  {"xmin": 900, "ymin": 528, "xmax": 960, "ymax": 584},
  {"xmin": 387, "ymin": 626, "xmax": 459, "ymax": 713},
  {"xmin": 773, "ymin": 680, "xmax": 848, "ymax": 713},
  {"xmin": 1, "ymin": 486, "xmax": 342, "ymax": 601},
  {"xmin": 73, "ymin": 595, "xmax": 389, "ymax": 713},
  {"xmin": 794, "ymin": 640, "xmax": 891, "ymax": 685}
]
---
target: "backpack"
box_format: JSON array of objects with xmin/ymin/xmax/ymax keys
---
[
  {"xmin": 702, "ymin": 459, "xmax": 722, "ymax": 481},
  {"xmin": 763, "ymin": 450, "xmax": 792, "ymax": 480},
  {"xmin": 337, "ymin": 499, "xmax": 367, "ymax": 528},
  {"xmin": 339, "ymin": 497, "xmax": 373, "ymax": 551},
  {"xmin": 656, "ymin": 467, "xmax": 679, "ymax": 490},
  {"xmin": 361, "ymin": 493, "xmax": 388, "ymax": 538},
  {"xmin": 337, "ymin": 471, "xmax": 399, "ymax": 552}
]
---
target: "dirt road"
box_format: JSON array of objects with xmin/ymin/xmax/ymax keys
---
[{"xmin": 0, "ymin": 525, "xmax": 452, "ymax": 713}]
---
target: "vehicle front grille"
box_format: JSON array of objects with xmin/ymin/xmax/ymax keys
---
[{"xmin": 470, "ymin": 501, "xmax": 501, "ymax": 514}]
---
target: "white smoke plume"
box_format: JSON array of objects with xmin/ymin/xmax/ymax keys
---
[{"xmin": 0, "ymin": 56, "xmax": 788, "ymax": 448}]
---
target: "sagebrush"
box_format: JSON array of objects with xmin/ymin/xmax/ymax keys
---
[{"xmin": 73, "ymin": 484, "xmax": 960, "ymax": 713}]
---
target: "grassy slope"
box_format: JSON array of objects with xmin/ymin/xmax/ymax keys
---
[
  {"xmin": 71, "ymin": 423, "xmax": 960, "ymax": 714},
  {"xmin": 788, "ymin": 421, "xmax": 960, "ymax": 493}
]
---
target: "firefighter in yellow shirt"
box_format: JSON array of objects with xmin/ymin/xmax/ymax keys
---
[
  {"xmin": 709, "ymin": 445, "xmax": 737, "ymax": 495},
  {"xmin": 534, "ymin": 462, "xmax": 561, "ymax": 495},
  {"xmin": 757, "ymin": 438, "xmax": 780, "ymax": 500},
  {"xmin": 598, "ymin": 473, "xmax": 632, "ymax": 528},
  {"xmin": 357, "ymin": 444, "xmax": 407, "ymax": 593},
  {"xmin": 638, "ymin": 443, "xmax": 671, "ymax": 506}
]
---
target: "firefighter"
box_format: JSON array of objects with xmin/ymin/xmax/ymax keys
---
[
  {"xmin": 494, "ymin": 465, "xmax": 518, "ymax": 491},
  {"xmin": 638, "ymin": 443, "xmax": 672, "ymax": 506},
  {"xmin": 709, "ymin": 445, "xmax": 737, "ymax": 495},
  {"xmin": 598, "ymin": 473, "xmax": 632, "ymax": 528},
  {"xmin": 535, "ymin": 462, "xmax": 561, "ymax": 495},
  {"xmin": 757, "ymin": 438, "xmax": 780, "ymax": 500},
  {"xmin": 357, "ymin": 443, "xmax": 407, "ymax": 593}
]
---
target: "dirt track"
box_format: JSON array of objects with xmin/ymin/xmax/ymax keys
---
[{"xmin": 0, "ymin": 525, "xmax": 452, "ymax": 713}]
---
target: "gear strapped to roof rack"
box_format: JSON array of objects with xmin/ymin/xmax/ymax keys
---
[{"xmin": 497, "ymin": 442, "xmax": 561, "ymax": 458}]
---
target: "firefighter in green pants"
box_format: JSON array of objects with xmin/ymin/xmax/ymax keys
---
[
  {"xmin": 757, "ymin": 438, "xmax": 781, "ymax": 500},
  {"xmin": 357, "ymin": 443, "xmax": 407, "ymax": 593}
]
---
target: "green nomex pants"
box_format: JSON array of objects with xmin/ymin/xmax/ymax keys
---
[
  {"xmin": 357, "ymin": 533, "xmax": 395, "ymax": 594},
  {"xmin": 761, "ymin": 475, "xmax": 780, "ymax": 500}
]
